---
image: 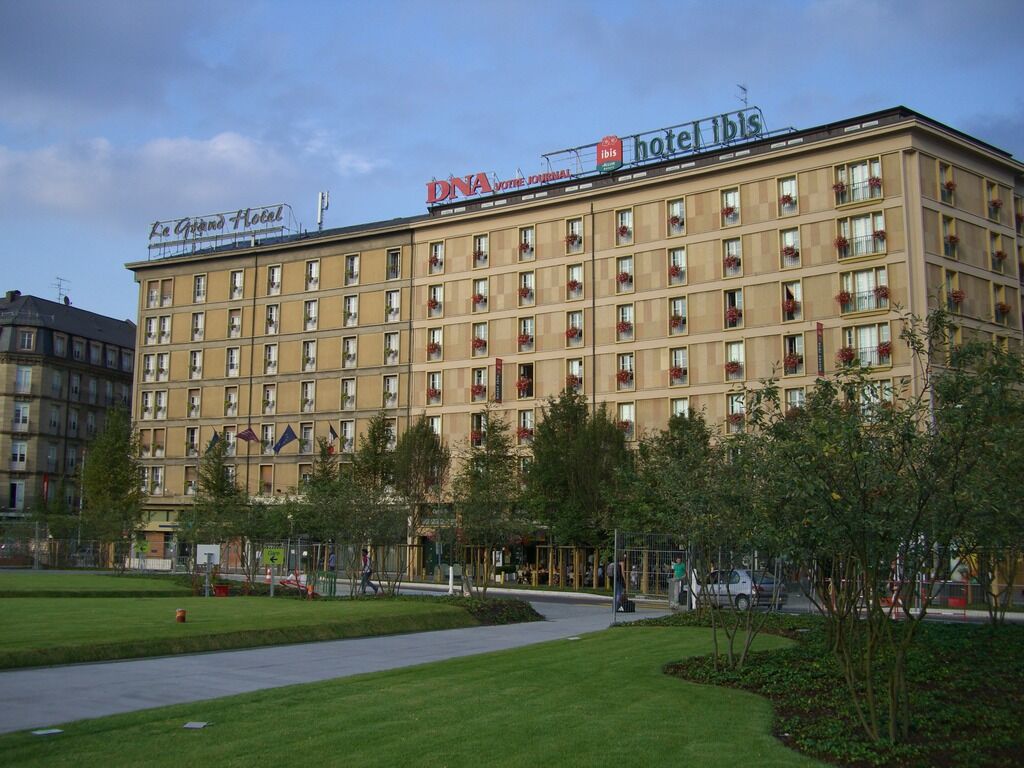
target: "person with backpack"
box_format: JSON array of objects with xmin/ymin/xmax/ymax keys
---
[{"xmin": 360, "ymin": 548, "xmax": 379, "ymax": 595}]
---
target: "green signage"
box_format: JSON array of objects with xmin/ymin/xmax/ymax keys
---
[
  {"xmin": 134, "ymin": 541, "xmax": 149, "ymax": 554},
  {"xmin": 264, "ymin": 547, "xmax": 284, "ymax": 566}
]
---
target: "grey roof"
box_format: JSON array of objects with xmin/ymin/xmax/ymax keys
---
[{"xmin": 0, "ymin": 291, "xmax": 136, "ymax": 348}]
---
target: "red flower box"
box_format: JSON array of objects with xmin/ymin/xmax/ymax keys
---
[
  {"xmin": 950, "ymin": 289, "xmax": 966, "ymax": 305},
  {"xmin": 873, "ymin": 285, "xmax": 890, "ymax": 300},
  {"xmin": 518, "ymin": 242, "xmax": 532, "ymax": 254},
  {"xmin": 782, "ymin": 299, "xmax": 800, "ymax": 315},
  {"xmin": 669, "ymin": 314, "xmax": 685, "ymax": 329},
  {"xmin": 516, "ymin": 376, "xmax": 532, "ymax": 393},
  {"xmin": 471, "ymin": 337, "xmax": 487, "ymax": 350},
  {"xmin": 616, "ymin": 321, "xmax": 632, "ymax": 334},
  {"xmin": 832, "ymin": 181, "xmax": 847, "ymax": 194},
  {"xmin": 472, "ymin": 293, "xmax": 486, "ymax": 305},
  {"xmin": 565, "ymin": 374, "xmax": 581, "ymax": 389},
  {"xmin": 996, "ymin": 302, "xmax": 1012, "ymax": 316},
  {"xmin": 781, "ymin": 244, "xmax": 799, "ymax": 258},
  {"xmin": 565, "ymin": 327, "xmax": 581, "ymax": 339},
  {"xmin": 834, "ymin": 235, "xmax": 850, "ymax": 249},
  {"xmin": 725, "ymin": 307, "xmax": 742, "ymax": 324},
  {"xmin": 989, "ymin": 199, "xmax": 1003, "ymax": 210},
  {"xmin": 836, "ymin": 290, "xmax": 852, "ymax": 306},
  {"xmin": 669, "ymin": 215, "xmax": 682, "ymax": 228},
  {"xmin": 994, "ymin": 250, "xmax": 1008, "ymax": 261},
  {"xmin": 723, "ymin": 254, "xmax": 741, "ymax": 270},
  {"xmin": 727, "ymin": 413, "xmax": 745, "ymax": 425},
  {"xmin": 868, "ymin": 176, "xmax": 883, "ymax": 189},
  {"xmin": 877, "ymin": 341, "xmax": 892, "ymax": 359},
  {"xmin": 472, "ymin": 249, "xmax": 487, "ymax": 261},
  {"xmin": 617, "ymin": 419, "xmax": 633, "ymax": 432},
  {"xmin": 784, "ymin": 353, "xmax": 803, "ymax": 370},
  {"xmin": 426, "ymin": 341, "xmax": 441, "ymax": 355},
  {"xmin": 724, "ymin": 361, "xmax": 742, "ymax": 375},
  {"xmin": 516, "ymin": 426, "xmax": 534, "ymax": 440},
  {"xmin": 669, "ymin": 366, "xmax": 685, "ymax": 381},
  {"xmin": 616, "ymin": 369, "xmax": 633, "ymax": 384},
  {"xmin": 565, "ymin": 233, "xmax": 581, "ymax": 247},
  {"xmin": 517, "ymin": 333, "xmax": 533, "ymax": 346},
  {"xmin": 617, "ymin": 224, "xmax": 631, "ymax": 238},
  {"xmin": 944, "ymin": 234, "xmax": 959, "ymax": 245},
  {"xmin": 427, "ymin": 297, "xmax": 440, "ymax": 310},
  {"xmin": 837, "ymin": 346, "xmax": 855, "ymax": 365},
  {"xmin": 566, "ymin": 279, "xmax": 582, "ymax": 292},
  {"xmin": 944, "ymin": 180, "xmax": 957, "ymax": 192},
  {"xmin": 616, "ymin": 271, "xmax": 633, "ymax": 284},
  {"xmin": 429, "ymin": 254, "xmax": 442, "ymax": 268},
  {"xmin": 668, "ymin": 264, "xmax": 683, "ymax": 278},
  {"xmin": 873, "ymin": 229, "xmax": 886, "ymax": 242},
  {"xmin": 470, "ymin": 430, "xmax": 483, "ymax": 443},
  {"xmin": 426, "ymin": 387, "xmax": 441, "ymax": 400},
  {"xmin": 518, "ymin": 286, "xmax": 533, "ymax": 299},
  {"xmin": 779, "ymin": 193, "xmax": 795, "ymax": 207},
  {"xmin": 470, "ymin": 383, "xmax": 486, "ymax": 397},
  {"xmin": 721, "ymin": 205, "xmax": 736, "ymax": 220}
]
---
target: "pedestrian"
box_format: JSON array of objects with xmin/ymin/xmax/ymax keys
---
[
  {"xmin": 360, "ymin": 548, "xmax": 379, "ymax": 595},
  {"xmin": 630, "ymin": 562, "xmax": 640, "ymax": 590},
  {"xmin": 672, "ymin": 555, "xmax": 687, "ymax": 606},
  {"xmin": 612, "ymin": 559, "xmax": 626, "ymax": 611},
  {"xmin": 328, "ymin": 551, "xmax": 336, "ymax": 572}
]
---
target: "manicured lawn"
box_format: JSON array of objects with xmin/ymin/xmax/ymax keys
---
[
  {"xmin": 0, "ymin": 572, "xmax": 190, "ymax": 597},
  {"xmin": 0, "ymin": 597, "xmax": 478, "ymax": 668},
  {"xmin": 0, "ymin": 626, "xmax": 819, "ymax": 767}
]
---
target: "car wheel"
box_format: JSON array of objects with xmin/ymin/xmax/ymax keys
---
[{"xmin": 735, "ymin": 594, "xmax": 750, "ymax": 611}]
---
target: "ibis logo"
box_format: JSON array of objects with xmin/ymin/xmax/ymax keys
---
[{"xmin": 597, "ymin": 136, "xmax": 623, "ymax": 172}]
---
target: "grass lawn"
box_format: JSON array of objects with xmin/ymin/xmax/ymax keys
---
[
  {"xmin": 0, "ymin": 572, "xmax": 190, "ymax": 598},
  {"xmin": 0, "ymin": 597, "xmax": 479, "ymax": 668},
  {"xmin": 0, "ymin": 626, "xmax": 820, "ymax": 768}
]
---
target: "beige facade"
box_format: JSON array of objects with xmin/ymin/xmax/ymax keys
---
[{"xmin": 127, "ymin": 107, "xmax": 1024, "ymax": 530}]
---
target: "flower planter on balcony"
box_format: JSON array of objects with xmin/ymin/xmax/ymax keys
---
[
  {"xmin": 725, "ymin": 307, "xmax": 742, "ymax": 326},
  {"xmin": 616, "ymin": 321, "xmax": 633, "ymax": 336},
  {"xmin": 837, "ymin": 347, "xmax": 856, "ymax": 365},
  {"xmin": 724, "ymin": 361, "xmax": 742, "ymax": 376},
  {"xmin": 566, "ymin": 279, "xmax": 582, "ymax": 294},
  {"xmin": 470, "ymin": 384, "xmax": 487, "ymax": 398},
  {"xmin": 471, "ymin": 338, "xmax": 487, "ymax": 351},
  {"xmin": 616, "ymin": 370, "xmax": 633, "ymax": 385}
]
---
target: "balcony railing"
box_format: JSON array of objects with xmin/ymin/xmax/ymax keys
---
[
  {"xmin": 839, "ymin": 234, "xmax": 885, "ymax": 259},
  {"xmin": 835, "ymin": 181, "xmax": 882, "ymax": 205},
  {"xmin": 840, "ymin": 290, "xmax": 889, "ymax": 314}
]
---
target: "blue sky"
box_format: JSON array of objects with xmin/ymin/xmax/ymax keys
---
[{"xmin": 2, "ymin": 0, "xmax": 1023, "ymax": 321}]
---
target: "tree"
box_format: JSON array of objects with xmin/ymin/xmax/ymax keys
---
[
  {"xmin": 393, "ymin": 415, "xmax": 450, "ymax": 537},
  {"xmin": 523, "ymin": 391, "xmax": 630, "ymax": 546},
  {"xmin": 451, "ymin": 406, "xmax": 524, "ymax": 597},
  {"xmin": 80, "ymin": 408, "xmax": 143, "ymax": 573}
]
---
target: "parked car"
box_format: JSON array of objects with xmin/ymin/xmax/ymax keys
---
[{"xmin": 694, "ymin": 568, "xmax": 787, "ymax": 610}]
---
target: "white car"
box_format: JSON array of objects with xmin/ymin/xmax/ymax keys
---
[{"xmin": 695, "ymin": 568, "xmax": 787, "ymax": 610}]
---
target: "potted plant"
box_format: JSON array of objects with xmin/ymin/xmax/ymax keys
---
[
  {"xmin": 427, "ymin": 341, "xmax": 441, "ymax": 355},
  {"xmin": 565, "ymin": 233, "xmax": 581, "ymax": 247},
  {"xmin": 471, "ymin": 383, "xmax": 486, "ymax": 398},
  {"xmin": 669, "ymin": 314, "xmax": 685, "ymax": 330},
  {"xmin": 834, "ymin": 235, "xmax": 850, "ymax": 250},
  {"xmin": 781, "ymin": 244, "xmax": 799, "ymax": 259},
  {"xmin": 427, "ymin": 297, "xmax": 440, "ymax": 311},
  {"xmin": 950, "ymin": 289, "xmax": 966, "ymax": 306},
  {"xmin": 836, "ymin": 290, "xmax": 852, "ymax": 306},
  {"xmin": 944, "ymin": 234, "xmax": 959, "ymax": 246},
  {"xmin": 426, "ymin": 387, "xmax": 441, "ymax": 400},
  {"xmin": 868, "ymin": 176, "xmax": 883, "ymax": 189},
  {"xmin": 668, "ymin": 264, "xmax": 684, "ymax": 279},
  {"xmin": 518, "ymin": 241, "xmax": 532, "ymax": 254},
  {"xmin": 567, "ymin": 278, "xmax": 582, "ymax": 292},
  {"xmin": 518, "ymin": 286, "xmax": 532, "ymax": 299},
  {"xmin": 471, "ymin": 337, "xmax": 487, "ymax": 350},
  {"xmin": 724, "ymin": 360, "xmax": 742, "ymax": 375},
  {"xmin": 721, "ymin": 205, "xmax": 736, "ymax": 220},
  {"xmin": 262, "ymin": 398, "xmax": 273, "ymax": 410},
  {"xmin": 617, "ymin": 224, "xmax": 631, "ymax": 238},
  {"xmin": 472, "ymin": 248, "xmax": 487, "ymax": 262},
  {"xmin": 517, "ymin": 333, "xmax": 533, "ymax": 347},
  {"xmin": 565, "ymin": 374, "xmax": 581, "ymax": 389},
  {"xmin": 996, "ymin": 301, "xmax": 1012, "ymax": 317},
  {"xmin": 782, "ymin": 299, "xmax": 799, "ymax": 315},
  {"xmin": 784, "ymin": 352, "xmax": 803, "ymax": 371},
  {"xmin": 837, "ymin": 346, "xmax": 856, "ymax": 365},
  {"xmin": 472, "ymin": 293, "xmax": 486, "ymax": 306},
  {"xmin": 429, "ymin": 253, "xmax": 442, "ymax": 269},
  {"xmin": 516, "ymin": 426, "xmax": 534, "ymax": 440},
  {"xmin": 723, "ymin": 254, "xmax": 741, "ymax": 271},
  {"xmin": 832, "ymin": 181, "xmax": 847, "ymax": 194},
  {"xmin": 617, "ymin": 419, "xmax": 632, "ymax": 432},
  {"xmin": 616, "ymin": 369, "xmax": 633, "ymax": 384},
  {"xmin": 669, "ymin": 214, "xmax": 683, "ymax": 229},
  {"xmin": 616, "ymin": 320, "xmax": 632, "ymax": 335},
  {"xmin": 944, "ymin": 180, "xmax": 957, "ymax": 192},
  {"xmin": 994, "ymin": 249, "xmax": 1008, "ymax": 261},
  {"xmin": 989, "ymin": 198, "xmax": 1003, "ymax": 211},
  {"xmin": 877, "ymin": 341, "xmax": 893, "ymax": 359},
  {"xmin": 779, "ymin": 193, "xmax": 795, "ymax": 208},
  {"xmin": 515, "ymin": 376, "xmax": 532, "ymax": 394},
  {"xmin": 874, "ymin": 285, "xmax": 891, "ymax": 300},
  {"xmin": 616, "ymin": 271, "xmax": 632, "ymax": 285},
  {"xmin": 727, "ymin": 413, "xmax": 745, "ymax": 426},
  {"xmin": 873, "ymin": 229, "xmax": 886, "ymax": 242},
  {"xmin": 669, "ymin": 365, "xmax": 686, "ymax": 381},
  {"xmin": 725, "ymin": 307, "xmax": 742, "ymax": 325},
  {"xmin": 470, "ymin": 430, "xmax": 483, "ymax": 443},
  {"xmin": 565, "ymin": 327, "xmax": 581, "ymax": 339}
]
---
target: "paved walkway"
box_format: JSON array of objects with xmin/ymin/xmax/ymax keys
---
[{"xmin": 0, "ymin": 599, "xmax": 663, "ymax": 735}]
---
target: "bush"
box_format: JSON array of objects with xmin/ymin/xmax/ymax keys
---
[{"xmin": 436, "ymin": 595, "xmax": 543, "ymax": 625}]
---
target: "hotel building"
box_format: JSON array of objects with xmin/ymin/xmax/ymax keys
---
[{"xmin": 126, "ymin": 106, "xmax": 1024, "ymax": 539}]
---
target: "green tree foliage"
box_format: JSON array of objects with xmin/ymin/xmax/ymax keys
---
[
  {"xmin": 393, "ymin": 415, "xmax": 450, "ymax": 534},
  {"xmin": 451, "ymin": 406, "xmax": 524, "ymax": 597},
  {"xmin": 80, "ymin": 408, "xmax": 143, "ymax": 572},
  {"xmin": 523, "ymin": 391, "xmax": 630, "ymax": 546}
]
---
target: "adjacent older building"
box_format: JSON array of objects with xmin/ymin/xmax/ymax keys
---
[
  {"xmin": 126, "ymin": 106, "xmax": 1024, "ymax": 540},
  {"xmin": 0, "ymin": 290, "xmax": 135, "ymax": 519}
]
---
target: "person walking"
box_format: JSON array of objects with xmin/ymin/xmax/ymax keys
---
[
  {"xmin": 360, "ymin": 548, "xmax": 379, "ymax": 595},
  {"xmin": 612, "ymin": 559, "xmax": 626, "ymax": 611}
]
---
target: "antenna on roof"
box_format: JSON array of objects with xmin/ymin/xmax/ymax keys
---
[
  {"xmin": 53, "ymin": 276, "xmax": 70, "ymax": 303},
  {"xmin": 736, "ymin": 84, "xmax": 749, "ymax": 108},
  {"xmin": 317, "ymin": 191, "xmax": 330, "ymax": 232}
]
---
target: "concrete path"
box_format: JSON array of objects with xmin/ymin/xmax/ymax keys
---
[{"xmin": 0, "ymin": 599, "xmax": 663, "ymax": 735}]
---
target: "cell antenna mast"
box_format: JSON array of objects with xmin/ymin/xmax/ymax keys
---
[
  {"xmin": 737, "ymin": 84, "xmax": 749, "ymax": 108},
  {"xmin": 53, "ymin": 276, "xmax": 70, "ymax": 303},
  {"xmin": 317, "ymin": 191, "xmax": 330, "ymax": 232}
]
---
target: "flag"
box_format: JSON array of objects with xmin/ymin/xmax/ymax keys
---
[
  {"xmin": 273, "ymin": 425, "xmax": 297, "ymax": 454},
  {"xmin": 205, "ymin": 431, "xmax": 220, "ymax": 454},
  {"xmin": 237, "ymin": 426, "xmax": 258, "ymax": 443},
  {"xmin": 327, "ymin": 424, "xmax": 338, "ymax": 454}
]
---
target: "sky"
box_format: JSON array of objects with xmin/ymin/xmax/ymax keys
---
[{"xmin": 2, "ymin": 0, "xmax": 1023, "ymax": 322}]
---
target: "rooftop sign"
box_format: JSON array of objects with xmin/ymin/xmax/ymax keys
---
[{"xmin": 147, "ymin": 204, "xmax": 297, "ymax": 258}]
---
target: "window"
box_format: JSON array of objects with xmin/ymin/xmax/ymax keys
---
[
  {"xmin": 160, "ymin": 279, "xmax": 173, "ymax": 306},
  {"xmin": 471, "ymin": 367, "xmax": 487, "ymax": 402},
  {"xmin": 720, "ymin": 187, "xmax": 740, "ymax": 226},
  {"xmin": 724, "ymin": 289, "xmax": 743, "ymax": 329},
  {"xmin": 263, "ymin": 343, "xmax": 277, "ymax": 374},
  {"xmin": 303, "ymin": 299, "xmax": 318, "ymax": 331},
  {"xmin": 54, "ymin": 334, "xmax": 66, "ymax": 357},
  {"xmin": 155, "ymin": 390, "xmax": 167, "ymax": 419},
  {"xmin": 667, "ymin": 198, "xmax": 685, "ymax": 235},
  {"xmin": 70, "ymin": 373, "xmax": 81, "ymax": 397},
  {"xmin": 343, "ymin": 336, "xmax": 358, "ymax": 367},
  {"xmin": 517, "ymin": 409, "xmax": 534, "ymax": 443},
  {"xmin": 305, "ymin": 259, "xmax": 320, "ymax": 290},
  {"xmin": 186, "ymin": 389, "xmax": 200, "ymax": 418},
  {"xmin": 51, "ymin": 371, "xmax": 62, "ymax": 395},
  {"xmin": 472, "ymin": 278, "xmax": 489, "ymax": 312},
  {"xmin": 783, "ymin": 334, "xmax": 804, "ymax": 376},
  {"xmin": 384, "ymin": 332, "xmax": 399, "ymax": 364},
  {"xmin": 302, "ymin": 340, "xmax": 317, "ymax": 371},
  {"xmin": 185, "ymin": 427, "xmax": 199, "ymax": 457},
  {"xmin": 224, "ymin": 386, "xmax": 238, "ymax": 416},
  {"xmin": 341, "ymin": 378, "xmax": 356, "ymax": 410},
  {"xmin": 193, "ymin": 274, "xmax": 207, "ymax": 303},
  {"xmin": 839, "ymin": 267, "xmax": 888, "ymax": 314},
  {"xmin": 267, "ymin": 264, "xmax": 282, "ymax": 295},
  {"xmin": 73, "ymin": 337, "xmax": 86, "ymax": 358},
  {"xmin": 189, "ymin": 350, "xmax": 203, "ymax": 379},
  {"xmin": 782, "ymin": 281, "xmax": 802, "ymax": 321},
  {"xmin": 945, "ymin": 270, "xmax": 962, "ymax": 314},
  {"xmin": 427, "ymin": 416, "xmax": 441, "ymax": 438},
  {"xmin": 990, "ymin": 232, "xmax": 1008, "ymax": 273},
  {"xmin": 345, "ymin": 253, "xmax": 360, "ymax": 285},
  {"xmin": 615, "ymin": 255, "xmax": 634, "ymax": 293},
  {"xmin": 518, "ymin": 271, "xmax": 535, "ymax": 306},
  {"xmin": 15, "ymin": 366, "xmax": 31, "ymax": 394},
  {"xmin": 470, "ymin": 412, "xmax": 486, "ymax": 447},
  {"xmin": 15, "ymin": 329, "xmax": 34, "ymax": 351},
  {"xmin": 427, "ymin": 371, "xmax": 443, "ymax": 405},
  {"xmin": 386, "ymin": 248, "xmax": 401, "ymax": 280},
  {"xmin": 519, "ymin": 226, "xmax": 535, "ymax": 260},
  {"xmin": 518, "ymin": 316, "xmax": 535, "ymax": 351},
  {"xmin": 616, "ymin": 304, "xmax": 634, "ymax": 342},
  {"xmin": 723, "ymin": 238, "xmax": 742, "ymax": 277},
  {"xmin": 471, "ymin": 321, "xmax": 488, "ymax": 356},
  {"xmin": 228, "ymin": 308, "xmax": 242, "ymax": 338},
  {"xmin": 567, "ymin": 358, "xmax": 584, "ymax": 393},
  {"xmin": 265, "ymin": 304, "xmax": 279, "ymax": 334},
  {"xmin": 671, "ymin": 397, "xmax": 689, "ymax": 418},
  {"xmin": 49, "ymin": 405, "xmax": 60, "ymax": 431},
  {"xmin": 669, "ymin": 347, "xmax": 688, "ymax": 386},
  {"xmin": 669, "ymin": 297, "xmax": 687, "ymax": 335},
  {"xmin": 140, "ymin": 392, "xmax": 153, "ymax": 420},
  {"xmin": 191, "ymin": 312, "xmax": 204, "ymax": 341},
  {"xmin": 144, "ymin": 317, "xmax": 157, "ymax": 345},
  {"xmin": 834, "ymin": 157, "xmax": 882, "ymax": 205},
  {"xmin": 344, "ymin": 295, "xmax": 359, "ymax": 326},
  {"xmin": 841, "ymin": 322, "xmax": 891, "ymax": 367},
  {"xmin": 227, "ymin": 347, "xmax": 240, "ymax": 377},
  {"xmin": 385, "ymin": 289, "xmax": 400, "ymax": 321},
  {"xmin": 616, "ymin": 352, "xmax": 634, "ymax": 390},
  {"xmin": 262, "ymin": 384, "xmax": 276, "ymax": 415},
  {"xmin": 725, "ymin": 341, "xmax": 745, "ymax": 381},
  {"xmin": 427, "ymin": 328, "xmax": 443, "ymax": 361},
  {"xmin": 87, "ymin": 377, "xmax": 97, "ymax": 404},
  {"xmin": 121, "ymin": 350, "xmax": 133, "ymax": 372},
  {"xmin": 106, "ymin": 346, "xmax": 118, "ymax": 369},
  {"xmin": 427, "ymin": 285, "xmax": 444, "ymax": 317},
  {"xmin": 939, "ymin": 162, "xmax": 955, "ymax": 204},
  {"xmin": 668, "ymin": 247, "xmax": 686, "ymax": 285},
  {"xmin": 89, "ymin": 342, "xmax": 102, "ymax": 365},
  {"xmin": 566, "ymin": 264, "xmax": 584, "ymax": 299},
  {"xmin": 780, "ymin": 228, "xmax": 800, "ymax": 268},
  {"xmin": 785, "ymin": 388, "xmax": 806, "ymax": 413},
  {"xmin": 299, "ymin": 423, "xmax": 314, "ymax": 454},
  {"xmin": 836, "ymin": 211, "xmax": 885, "ymax": 259},
  {"xmin": 986, "ymin": 180, "xmax": 1002, "ymax": 222},
  {"xmin": 615, "ymin": 209, "xmax": 633, "ymax": 245},
  {"xmin": 146, "ymin": 281, "xmax": 159, "ymax": 308},
  {"xmin": 340, "ymin": 420, "xmax": 355, "ymax": 452},
  {"xmin": 993, "ymin": 285, "xmax": 1012, "ymax": 326},
  {"xmin": 778, "ymin": 176, "xmax": 798, "ymax": 216},
  {"xmin": 941, "ymin": 216, "xmax": 958, "ymax": 258},
  {"xmin": 429, "ymin": 241, "xmax": 445, "ymax": 274},
  {"xmin": 617, "ymin": 403, "xmax": 635, "ymax": 441},
  {"xmin": 565, "ymin": 217, "xmax": 583, "ymax": 253},
  {"xmin": 516, "ymin": 363, "xmax": 534, "ymax": 400},
  {"xmin": 13, "ymin": 402, "xmax": 30, "ymax": 432},
  {"xmin": 230, "ymin": 270, "xmax": 244, "ymax": 300},
  {"xmin": 726, "ymin": 393, "xmax": 746, "ymax": 434},
  {"xmin": 9, "ymin": 480, "xmax": 25, "ymax": 510},
  {"xmin": 185, "ymin": 466, "xmax": 198, "ymax": 496},
  {"xmin": 566, "ymin": 310, "xmax": 583, "ymax": 346},
  {"xmin": 261, "ymin": 424, "xmax": 275, "ymax": 455}
]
